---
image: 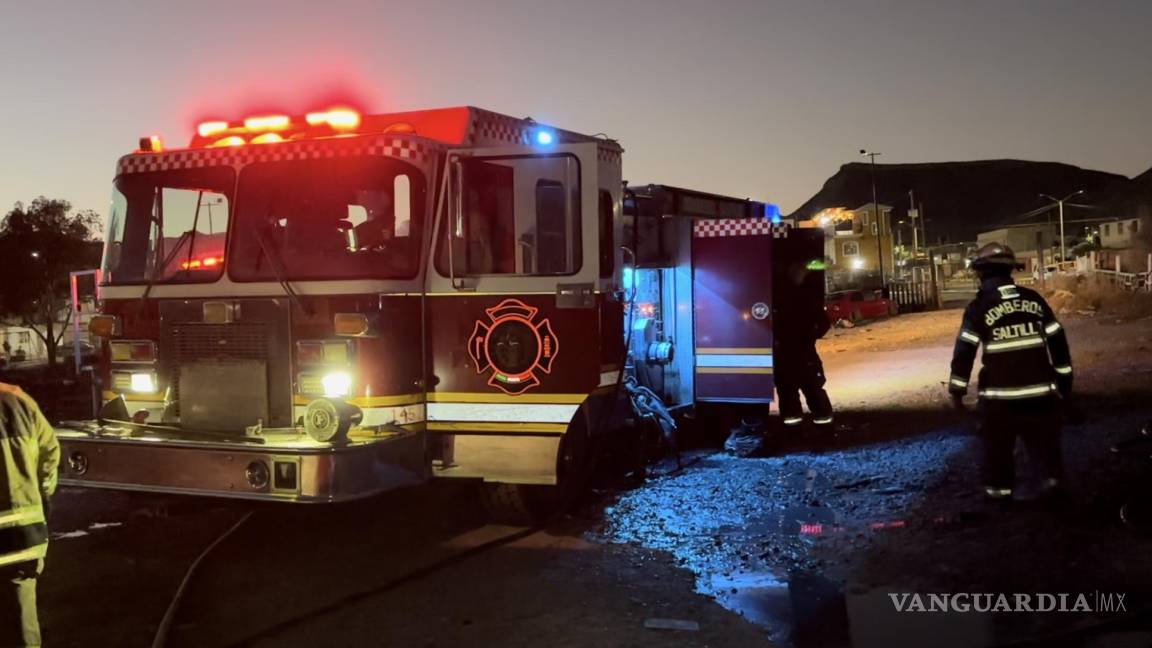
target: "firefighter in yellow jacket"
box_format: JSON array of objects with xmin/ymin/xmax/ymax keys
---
[{"xmin": 0, "ymin": 383, "xmax": 59, "ymax": 647}]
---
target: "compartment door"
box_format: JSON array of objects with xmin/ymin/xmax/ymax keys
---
[{"xmin": 691, "ymin": 219, "xmax": 780, "ymax": 403}]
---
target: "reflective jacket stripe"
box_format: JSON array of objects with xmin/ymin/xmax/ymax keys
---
[
  {"xmin": 949, "ymin": 376, "xmax": 969, "ymax": 388},
  {"xmin": 0, "ymin": 543, "xmax": 48, "ymax": 568},
  {"xmin": 978, "ymin": 383, "xmax": 1057, "ymax": 399},
  {"xmin": 1054, "ymin": 365, "xmax": 1073, "ymax": 375},
  {"xmin": 1045, "ymin": 321, "xmax": 1062, "ymax": 335},
  {"xmin": 0, "ymin": 506, "xmax": 45, "ymax": 530},
  {"xmin": 997, "ymin": 286, "xmax": 1020, "ymax": 299},
  {"xmin": 958, "ymin": 330, "xmax": 981, "ymax": 345},
  {"xmin": 0, "ymin": 521, "xmax": 48, "ymax": 566},
  {"xmin": 984, "ymin": 337, "xmax": 1045, "ymax": 353}
]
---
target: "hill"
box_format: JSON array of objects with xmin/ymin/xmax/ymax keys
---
[
  {"xmin": 788, "ymin": 160, "xmax": 1127, "ymax": 243},
  {"xmin": 1103, "ymin": 165, "xmax": 1152, "ymax": 221}
]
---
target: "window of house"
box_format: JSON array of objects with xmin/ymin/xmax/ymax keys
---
[
  {"xmin": 1105, "ymin": 224, "xmax": 1111, "ymax": 237},
  {"xmin": 438, "ymin": 154, "xmax": 582, "ymax": 277},
  {"xmin": 1131, "ymin": 220, "xmax": 1139, "ymax": 233}
]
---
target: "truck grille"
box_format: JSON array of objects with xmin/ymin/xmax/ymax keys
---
[{"xmin": 163, "ymin": 322, "xmax": 273, "ymax": 408}]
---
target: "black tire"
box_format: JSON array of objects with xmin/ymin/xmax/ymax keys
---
[{"xmin": 479, "ymin": 415, "xmax": 594, "ymax": 526}]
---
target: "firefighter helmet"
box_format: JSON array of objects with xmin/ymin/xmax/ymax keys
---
[{"xmin": 970, "ymin": 243, "xmax": 1021, "ymax": 271}]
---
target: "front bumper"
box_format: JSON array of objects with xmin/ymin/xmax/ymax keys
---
[{"xmin": 55, "ymin": 421, "xmax": 427, "ymax": 503}]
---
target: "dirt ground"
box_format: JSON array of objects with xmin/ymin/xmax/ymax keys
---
[
  {"xmin": 604, "ymin": 293, "xmax": 1152, "ymax": 647},
  {"xmin": 25, "ymin": 289, "xmax": 1152, "ymax": 647}
]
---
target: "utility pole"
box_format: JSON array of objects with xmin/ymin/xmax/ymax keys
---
[
  {"xmin": 861, "ymin": 150, "xmax": 884, "ymax": 285},
  {"xmin": 909, "ymin": 189, "xmax": 919, "ymax": 256},
  {"xmin": 1039, "ymin": 190, "xmax": 1085, "ymax": 264}
]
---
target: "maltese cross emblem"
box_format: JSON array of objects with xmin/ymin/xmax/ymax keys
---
[{"xmin": 468, "ymin": 299, "xmax": 559, "ymax": 395}]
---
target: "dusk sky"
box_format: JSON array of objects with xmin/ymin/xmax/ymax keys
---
[{"xmin": 1, "ymin": 0, "xmax": 1149, "ymax": 224}]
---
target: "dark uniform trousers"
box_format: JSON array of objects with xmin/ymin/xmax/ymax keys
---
[
  {"xmin": 980, "ymin": 398, "xmax": 1064, "ymax": 490},
  {"xmin": 775, "ymin": 338, "xmax": 833, "ymax": 422}
]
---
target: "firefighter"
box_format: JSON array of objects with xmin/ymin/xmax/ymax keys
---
[
  {"xmin": 948, "ymin": 243, "xmax": 1073, "ymax": 502},
  {"xmin": 0, "ymin": 383, "xmax": 59, "ymax": 646},
  {"xmin": 775, "ymin": 290, "xmax": 834, "ymax": 429}
]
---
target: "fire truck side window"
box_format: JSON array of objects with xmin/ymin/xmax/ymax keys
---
[
  {"xmin": 103, "ymin": 167, "xmax": 235, "ymax": 285},
  {"xmin": 438, "ymin": 154, "xmax": 581, "ymax": 277}
]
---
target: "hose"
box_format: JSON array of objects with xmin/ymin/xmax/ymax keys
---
[{"xmin": 151, "ymin": 510, "xmax": 253, "ymax": 648}]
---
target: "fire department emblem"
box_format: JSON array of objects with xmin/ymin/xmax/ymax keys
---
[{"xmin": 468, "ymin": 299, "xmax": 559, "ymax": 395}]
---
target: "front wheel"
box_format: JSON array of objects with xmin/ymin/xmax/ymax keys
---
[{"xmin": 479, "ymin": 416, "xmax": 594, "ymax": 525}]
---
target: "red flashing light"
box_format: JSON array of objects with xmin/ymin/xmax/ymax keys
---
[
  {"xmin": 244, "ymin": 115, "xmax": 291, "ymax": 131},
  {"xmin": 251, "ymin": 133, "xmax": 284, "ymax": 144},
  {"xmin": 306, "ymin": 108, "xmax": 361, "ymax": 130},
  {"xmin": 198, "ymin": 121, "xmax": 229, "ymax": 137},
  {"xmin": 211, "ymin": 136, "xmax": 246, "ymax": 148},
  {"xmin": 180, "ymin": 255, "xmax": 224, "ymax": 271}
]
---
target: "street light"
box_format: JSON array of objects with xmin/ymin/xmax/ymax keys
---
[
  {"xmin": 1039, "ymin": 190, "xmax": 1084, "ymax": 263},
  {"xmin": 860, "ymin": 149, "xmax": 884, "ymax": 285}
]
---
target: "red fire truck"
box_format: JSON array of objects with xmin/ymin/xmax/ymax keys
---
[{"xmin": 58, "ymin": 106, "xmax": 822, "ymax": 518}]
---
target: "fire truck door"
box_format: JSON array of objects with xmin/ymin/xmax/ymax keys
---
[
  {"xmin": 424, "ymin": 143, "xmax": 608, "ymax": 483},
  {"xmin": 691, "ymin": 220, "xmax": 777, "ymax": 403}
]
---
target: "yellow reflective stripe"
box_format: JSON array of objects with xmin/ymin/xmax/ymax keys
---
[
  {"xmin": 1045, "ymin": 321, "xmax": 1062, "ymax": 335},
  {"xmin": 782, "ymin": 417, "xmax": 803, "ymax": 425},
  {"xmin": 959, "ymin": 330, "xmax": 980, "ymax": 344},
  {"xmin": 0, "ymin": 544, "xmax": 47, "ymax": 568},
  {"xmin": 812, "ymin": 417, "xmax": 834, "ymax": 425},
  {"xmin": 1054, "ymin": 365, "xmax": 1073, "ymax": 375},
  {"xmin": 979, "ymin": 383, "xmax": 1056, "ymax": 399},
  {"xmin": 294, "ymin": 393, "xmax": 425, "ymax": 407},
  {"xmin": 0, "ymin": 506, "xmax": 45, "ymax": 530},
  {"xmin": 985, "ymin": 487, "xmax": 1013, "ymax": 498},
  {"xmin": 985, "ymin": 337, "xmax": 1045, "ymax": 353},
  {"xmin": 949, "ymin": 377, "xmax": 969, "ymax": 388}
]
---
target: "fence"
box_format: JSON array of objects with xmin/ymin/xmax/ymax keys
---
[
  {"xmin": 887, "ymin": 279, "xmax": 939, "ymax": 312},
  {"xmin": 1092, "ymin": 269, "xmax": 1152, "ymax": 292}
]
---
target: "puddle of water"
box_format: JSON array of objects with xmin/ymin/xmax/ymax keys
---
[{"xmin": 702, "ymin": 569, "xmax": 852, "ymax": 647}]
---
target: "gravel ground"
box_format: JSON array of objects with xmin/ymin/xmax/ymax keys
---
[{"xmin": 601, "ymin": 300, "xmax": 1152, "ymax": 647}]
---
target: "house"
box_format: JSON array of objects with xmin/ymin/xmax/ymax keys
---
[
  {"xmin": 804, "ymin": 203, "xmax": 895, "ymax": 285},
  {"xmin": 1100, "ymin": 217, "xmax": 1143, "ymax": 249},
  {"xmin": 976, "ymin": 224, "xmax": 1059, "ymax": 270}
]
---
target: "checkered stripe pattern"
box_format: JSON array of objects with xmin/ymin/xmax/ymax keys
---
[
  {"xmin": 692, "ymin": 219, "xmax": 790, "ymax": 238},
  {"xmin": 470, "ymin": 110, "xmax": 531, "ymax": 147},
  {"xmin": 116, "ymin": 136, "xmax": 437, "ymax": 175}
]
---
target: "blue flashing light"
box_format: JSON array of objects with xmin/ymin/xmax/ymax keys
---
[
  {"xmin": 535, "ymin": 129, "xmax": 555, "ymax": 146},
  {"xmin": 765, "ymin": 203, "xmax": 782, "ymax": 224}
]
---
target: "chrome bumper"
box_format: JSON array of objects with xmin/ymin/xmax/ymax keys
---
[{"xmin": 55, "ymin": 422, "xmax": 427, "ymax": 503}]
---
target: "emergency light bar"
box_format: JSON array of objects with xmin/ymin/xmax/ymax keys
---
[{"xmin": 180, "ymin": 108, "xmax": 367, "ymax": 150}]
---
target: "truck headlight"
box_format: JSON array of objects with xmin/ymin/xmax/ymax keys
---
[
  {"xmin": 112, "ymin": 371, "xmax": 157, "ymax": 393},
  {"xmin": 321, "ymin": 371, "xmax": 352, "ymax": 398}
]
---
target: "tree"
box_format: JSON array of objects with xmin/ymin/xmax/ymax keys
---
[{"xmin": 0, "ymin": 197, "xmax": 102, "ymax": 367}]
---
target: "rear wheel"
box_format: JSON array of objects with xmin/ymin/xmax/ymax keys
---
[{"xmin": 479, "ymin": 415, "xmax": 594, "ymax": 526}]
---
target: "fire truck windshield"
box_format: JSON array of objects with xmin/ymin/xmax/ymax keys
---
[
  {"xmin": 103, "ymin": 166, "xmax": 235, "ymax": 285},
  {"xmin": 230, "ymin": 156, "xmax": 424, "ymax": 282}
]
